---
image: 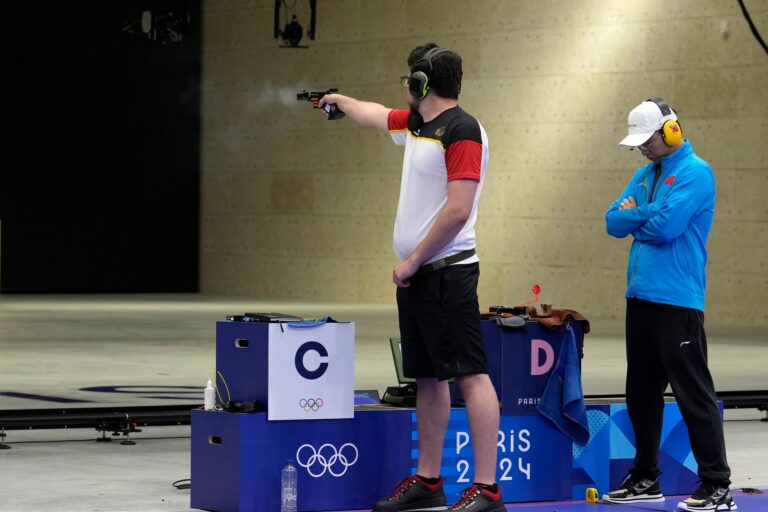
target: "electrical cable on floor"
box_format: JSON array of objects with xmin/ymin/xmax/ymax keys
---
[{"xmin": 172, "ymin": 478, "xmax": 191, "ymax": 490}]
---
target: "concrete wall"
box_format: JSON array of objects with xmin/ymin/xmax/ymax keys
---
[{"xmin": 201, "ymin": 0, "xmax": 768, "ymax": 324}]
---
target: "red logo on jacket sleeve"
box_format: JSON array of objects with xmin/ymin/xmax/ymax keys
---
[{"xmin": 665, "ymin": 176, "xmax": 676, "ymax": 185}]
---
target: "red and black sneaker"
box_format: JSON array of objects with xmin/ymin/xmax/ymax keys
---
[
  {"xmin": 372, "ymin": 475, "xmax": 447, "ymax": 512},
  {"xmin": 448, "ymin": 484, "xmax": 505, "ymax": 511}
]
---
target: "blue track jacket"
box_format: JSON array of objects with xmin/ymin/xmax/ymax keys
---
[{"xmin": 605, "ymin": 141, "xmax": 715, "ymax": 311}]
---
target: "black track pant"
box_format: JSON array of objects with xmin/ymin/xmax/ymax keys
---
[{"xmin": 625, "ymin": 298, "xmax": 731, "ymax": 486}]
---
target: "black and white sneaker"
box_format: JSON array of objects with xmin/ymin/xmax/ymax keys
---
[
  {"xmin": 602, "ymin": 473, "xmax": 665, "ymax": 504},
  {"xmin": 448, "ymin": 484, "xmax": 505, "ymax": 511},
  {"xmin": 677, "ymin": 483, "xmax": 738, "ymax": 511},
  {"xmin": 372, "ymin": 475, "xmax": 447, "ymax": 511}
]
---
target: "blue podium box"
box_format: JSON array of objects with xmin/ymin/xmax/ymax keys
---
[
  {"xmin": 480, "ymin": 320, "xmax": 585, "ymax": 415},
  {"xmin": 215, "ymin": 322, "xmax": 269, "ymax": 405},
  {"xmin": 190, "ymin": 408, "xmax": 576, "ymax": 511},
  {"xmin": 215, "ymin": 321, "xmax": 355, "ymax": 420},
  {"xmin": 191, "ymin": 400, "xmax": 703, "ymax": 511},
  {"xmin": 190, "ymin": 409, "xmax": 412, "ymax": 512}
]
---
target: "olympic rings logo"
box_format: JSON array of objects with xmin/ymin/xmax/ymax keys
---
[
  {"xmin": 295, "ymin": 443, "xmax": 359, "ymax": 478},
  {"xmin": 299, "ymin": 398, "xmax": 323, "ymax": 412}
]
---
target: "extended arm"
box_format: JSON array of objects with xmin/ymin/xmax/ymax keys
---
[{"xmin": 319, "ymin": 93, "xmax": 391, "ymax": 131}]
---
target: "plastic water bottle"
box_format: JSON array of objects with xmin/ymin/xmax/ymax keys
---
[
  {"xmin": 281, "ymin": 461, "xmax": 297, "ymax": 512},
  {"xmin": 204, "ymin": 379, "xmax": 216, "ymax": 410}
]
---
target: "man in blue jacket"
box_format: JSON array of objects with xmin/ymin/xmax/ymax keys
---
[{"xmin": 603, "ymin": 98, "xmax": 735, "ymax": 512}]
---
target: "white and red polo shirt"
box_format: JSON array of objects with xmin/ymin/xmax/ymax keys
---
[{"xmin": 387, "ymin": 106, "xmax": 489, "ymax": 264}]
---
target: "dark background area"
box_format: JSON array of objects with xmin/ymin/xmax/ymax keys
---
[{"xmin": 0, "ymin": 0, "xmax": 201, "ymax": 293}]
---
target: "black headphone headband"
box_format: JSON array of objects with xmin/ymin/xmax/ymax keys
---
[
  {"xmin": 647, "ymin": 97, "xmax": 673, "ymax": 117},
  {"xmin": 414, "ymin": 47, "xmax": 449, "ymax": 70}
]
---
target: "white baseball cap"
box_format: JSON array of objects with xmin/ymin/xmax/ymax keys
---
[{"xmin": 618, "ymin": 100, "xmax": 678, "ymax": 147}]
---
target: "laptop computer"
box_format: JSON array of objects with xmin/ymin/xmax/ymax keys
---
[{"xmin": 389, "ymin": 338, "xmax": 416, "ymax": 385}]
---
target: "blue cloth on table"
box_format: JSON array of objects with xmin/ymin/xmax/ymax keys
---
[
  {"xmin": 286, "ymin": 316, "xmax": 348, "ymax": 328},
  {"xmin": 536, "ymin": 324, "xmax": 589, "ymax": 445}
]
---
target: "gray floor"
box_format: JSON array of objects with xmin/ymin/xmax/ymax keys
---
[{"xmin": 0, "ymin": 295, "xmax": 766, "ymax": 511}]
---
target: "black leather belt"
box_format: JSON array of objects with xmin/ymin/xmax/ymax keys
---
[{"xmin": 412, "ymin": 249, "xmax": 476, "ymax": 277}]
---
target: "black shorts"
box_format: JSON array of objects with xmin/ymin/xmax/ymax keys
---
[{"xmin": 396, "ymin": 262, "xmax": 488, "ymax": 381}]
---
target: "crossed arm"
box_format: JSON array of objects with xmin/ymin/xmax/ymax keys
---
[
  {"xmin": 605, "ymin": 194, "xmax": 660, "ymax": 239},
  {"xmin": 605, "ymin": 170, "xmax": 710, "ymax": 243}
]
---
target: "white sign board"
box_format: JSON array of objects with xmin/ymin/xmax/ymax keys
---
[{"xmin": 267, "ymin": 322, "xmax": 355, "ymax": 421}]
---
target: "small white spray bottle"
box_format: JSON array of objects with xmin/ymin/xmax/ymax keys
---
[{"xmin": 204, "ymin": 379, "xmax": 216, "ymax": 410}]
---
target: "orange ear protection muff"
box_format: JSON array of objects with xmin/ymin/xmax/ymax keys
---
[
  {"xmin": 648, "ymin": 97, "xmax": 683, "ymax": 147},
  {"xmin": 409, "ymin": 47, "xmax": 449, "ymax": 100}
]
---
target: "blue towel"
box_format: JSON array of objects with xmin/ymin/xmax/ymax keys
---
[
  {"xmin": 286, "ymin": 316, "xmax": 348, "ymax": 328},
  {"xmin": 536, "ymin": 325, "xmax": 590, "ymax": 445}
]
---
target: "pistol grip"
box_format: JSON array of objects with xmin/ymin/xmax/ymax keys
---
[{"xmin": 326, "ymin": 103, "xmax": 345, "ymax": 120}]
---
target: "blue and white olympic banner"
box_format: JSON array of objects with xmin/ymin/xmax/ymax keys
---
[
  {"xmin": 191, "ymin": 409, "xmax": 412, "ymax": 512},
  {"xmin": 412, "ymin": 409, "xmax": 572, "ymax": 502},
  {"xmin": 267, "ymin": 322, "xmax": 354, "ymax": 420}
]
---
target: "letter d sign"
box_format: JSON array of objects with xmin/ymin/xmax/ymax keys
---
[{"xmin": 531, "ymin": 339, "xmax": 554, "ymax": 376}]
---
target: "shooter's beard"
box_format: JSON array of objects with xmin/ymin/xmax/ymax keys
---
[{"xmin": 407, "ymin": 103, "xmax": 424, "ymax": 133}]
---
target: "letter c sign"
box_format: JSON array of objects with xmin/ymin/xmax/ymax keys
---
[{"xmin": 295, "ymin": 341, "xmax": 329, "ymax": 380}]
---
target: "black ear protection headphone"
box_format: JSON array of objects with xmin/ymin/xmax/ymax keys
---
[
  {"xmin": 408, "ymin": 47, "xmax": 449, "ymax": 100},
  {"xmin": 647, "ymin": 97, "xmax": 683, "ymax": 147}
]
